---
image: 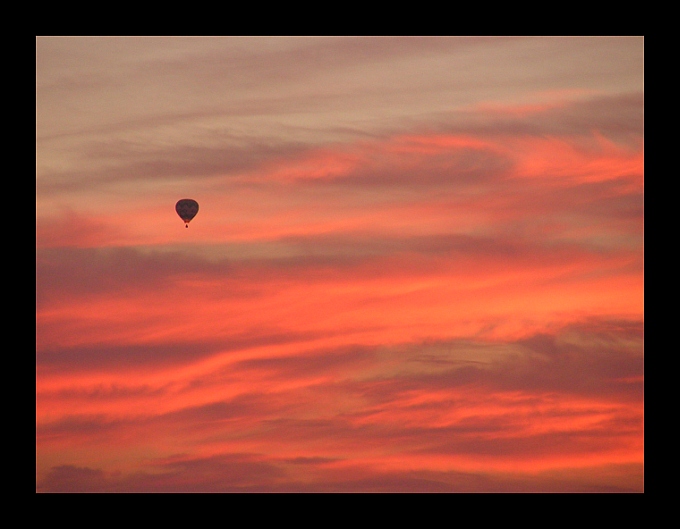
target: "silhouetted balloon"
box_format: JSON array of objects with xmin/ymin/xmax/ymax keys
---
[{"xmin": 176, "ymin": 199, "xmax": 199, "ymax": 228}]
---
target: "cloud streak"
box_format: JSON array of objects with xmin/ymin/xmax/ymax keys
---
[
  {"xmin": 36, "ymin": 36, "xmax": 643, "ymax": 492},
  {"xmin": 37, "ymin": 321, "xmax": 642, "ymax": 491}
]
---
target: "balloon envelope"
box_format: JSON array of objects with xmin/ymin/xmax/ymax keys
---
[{"xmin": 176, "ymin": 199, "xmax": 199, "ymax": 227}]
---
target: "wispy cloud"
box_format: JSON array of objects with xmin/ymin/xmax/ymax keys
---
[
  {"xmin": 36, "ymin": 36, "xmax": 643, "ymax": 492},
  {"xmin": 37, "ymin": 320, "xmax": 642, "ymax": 492}
]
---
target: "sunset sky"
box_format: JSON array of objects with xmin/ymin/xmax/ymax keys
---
[{"xmin": 36, "ymin": 36, "xmax": 644, "ymax": 492}]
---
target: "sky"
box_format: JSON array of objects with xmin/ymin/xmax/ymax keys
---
[{"xmin": 36, "ymin": 36, "xmax": 644, "ymax": 492}]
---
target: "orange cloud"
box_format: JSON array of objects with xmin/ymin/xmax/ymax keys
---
[{"xmin": 37, "ymin": 84, "xmax": 643, "ymax": 491}]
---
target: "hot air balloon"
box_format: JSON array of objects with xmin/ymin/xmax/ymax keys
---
[{"xmin": 176, "ymin": 199, "xmax": 199, "ymax": 228}]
